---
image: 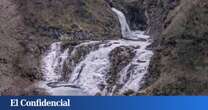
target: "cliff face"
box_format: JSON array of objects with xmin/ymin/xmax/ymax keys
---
[
  {"xmin": 145, "ymin": 0, "xmax": 208, "ymax": 95},
  {"xmin": 143, "ymin": 0, "xmax": 180, "ymax": 37},
  {"xmin": 0, "ymin": 0, "xmax": 121, "ymax": 95}
]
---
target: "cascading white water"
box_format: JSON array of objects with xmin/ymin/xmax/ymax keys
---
[
  {"xmin": 39, "ymin": 8, "xmax": 153, "ymax": 96},
  {"xmin": 111, "ymin": 8, "xmax": 132, "ymax": 39},
  {"xmin": 118, "ymin": 44, "xmax": 153, "ymax": 94},
  {"xmin": 41, "ymin": 42, "xmax": 69, "ymax": 82},
  {"xmin": 112, "ymin": 8, "xmax": 150, "ymax": 41},
  {"xmin": 68, "ymin": 40, "xmax": 150, "ymax": 95},
  {"xmin": 40, "ymin": 42, "xmax": 87, "ymax": 96}
]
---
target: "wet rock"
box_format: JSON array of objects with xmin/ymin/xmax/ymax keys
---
[
  {"xmin": 106, "ymin": 46, "xmax": 135, "ymax": 94},
  {"xmin": 123, "ymin": 89, "xmax": 135, "ymax": 96}
]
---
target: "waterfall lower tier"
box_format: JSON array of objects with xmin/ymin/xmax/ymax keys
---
[
  {"xmin": 39, "ymin": 37, "xmax": 153, "ymax": 95},
  {"xmin": 38, "ymin": 8, "xmax": 153, "ymax": 96}
]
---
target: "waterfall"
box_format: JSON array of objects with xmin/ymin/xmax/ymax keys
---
[
  {"xmin": 111, "ymin": 8, "xmax": 132, "ymax": 39},
  {"xmin": 40, "ymin": 42, "xmax": 88, "ymax": 96},
  {"xmin": 112, "ymin": 8, "xmax": 149, "ymax": 41},
  {"xmin": 39, "ymin": 8, "xmax": 153, "ymax": 96},
  {"xmin": 41, "ymin": 42, "xmax": 69, "ymax": 82}
]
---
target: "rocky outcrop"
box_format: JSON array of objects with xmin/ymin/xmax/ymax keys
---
[
  {"xmin": 0, "ymin": 0, "xmax": 121, "ymax": 95},
  {"xmin": 106, "ymin": 46, "xmax": 135, "ymax": 94}
]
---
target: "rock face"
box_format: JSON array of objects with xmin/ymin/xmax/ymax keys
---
[
  {"xmin": 0, "ymin": 0, "xmax": 46, "ymax": 95},
  {"xmin": 145, "ymin": 0, "xmax": 208, "ymax": 95},
  {"xmin": 144, "ymin": 0, "xmax": 181, "ymax": 38},
  {"xmin": 0, "ymin": 0, "xmax": 121, "ymax": 95}
]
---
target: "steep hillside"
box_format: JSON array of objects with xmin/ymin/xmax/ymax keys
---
[{"xmin": 144, "ymin": 0, "xmax": 208, "ymax": 95}]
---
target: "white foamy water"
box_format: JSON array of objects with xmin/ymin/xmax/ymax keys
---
[
  {"xmin": 39, "ymin": 8, "xmax": 153, "ymax": 96},
  {"xmin": 118, "ymin": 47, "xmax": 153, "ymax": 94},
  {"xmin": 41, "ymin": 42, "xmax": 69, "ymax": 82},
  {"xmin": 38, "ymin": 81, "xmax": 87, "ymax": 96},
  {"xmin": 112, "ymin": 8, "xmax": 133, "ymax": 39},
  {"xmin": 68, "ymin": 40, "xmax": 150, "ymax": 95}
]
